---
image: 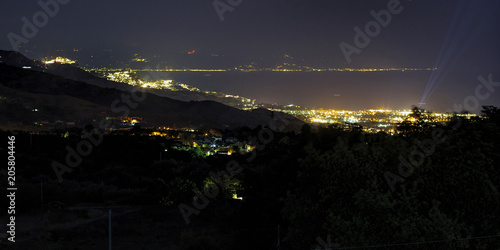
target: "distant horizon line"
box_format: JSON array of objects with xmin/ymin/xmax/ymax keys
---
[{"xmin": 88, "ymin": 67, "xmax": 438, "ymax": 72}]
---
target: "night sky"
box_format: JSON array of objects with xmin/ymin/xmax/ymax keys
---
[{"xmin": 1, "ymin": 0, "xmax": 499, "ymax": 111}]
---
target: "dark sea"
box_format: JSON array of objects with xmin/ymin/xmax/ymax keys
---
[{"xmin": 137, "ymin": 70, "xmax": 479, "ymax": 111}]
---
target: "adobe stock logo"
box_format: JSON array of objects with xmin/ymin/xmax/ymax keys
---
[
  {"xmin": 213, "ymin": 0, "xmax": 243, "ymax": 22},
  {"xmin": 339, "ymin": 0, "xmax": 408, "ymax": 64},
  {"xmin": 7, "ymin": 0, "xmax": 71, "ymax": 52}
]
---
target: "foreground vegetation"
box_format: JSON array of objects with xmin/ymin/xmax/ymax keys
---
[{"xmin": 1, "ymin": 106, "xmax": 499, "ymax": 249}]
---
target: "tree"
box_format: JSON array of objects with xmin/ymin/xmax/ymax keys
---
[
  {"xmin": 481, "ymin": 105, "xmax": 500, "ymax": 124},
  {"xmin": 397, "ymin": 106, "xmax": 435, "ymax": 136},
  {"xmin": 300, "ymin": 123, "xmax": 311, "ymax": 134}
]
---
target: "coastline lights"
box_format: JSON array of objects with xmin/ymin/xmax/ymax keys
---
[{"xmin": 43, "ymin": 56, "xmax": 76, "ymax": 65}]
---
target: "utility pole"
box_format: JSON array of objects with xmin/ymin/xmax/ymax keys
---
[
  {"xmin": 109, "ymin": 209, "xmax": 112, "ymax": 250},
  {"xmin": 40, "ymin": 178, "xmax": 43, "ymax": 211},
  {"xmin": 277, "ymin": 224, "xmax": 280, "ymax": 250}
]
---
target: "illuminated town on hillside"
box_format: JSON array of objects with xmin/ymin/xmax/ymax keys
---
[{"xmin": 39, "ymin": 57, "xmax": 475, "ymax": 135}]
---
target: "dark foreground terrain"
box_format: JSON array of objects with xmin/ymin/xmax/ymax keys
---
[{"xmin": 1, "ymin": 107, "xmax": 500, "ymax": 249}]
